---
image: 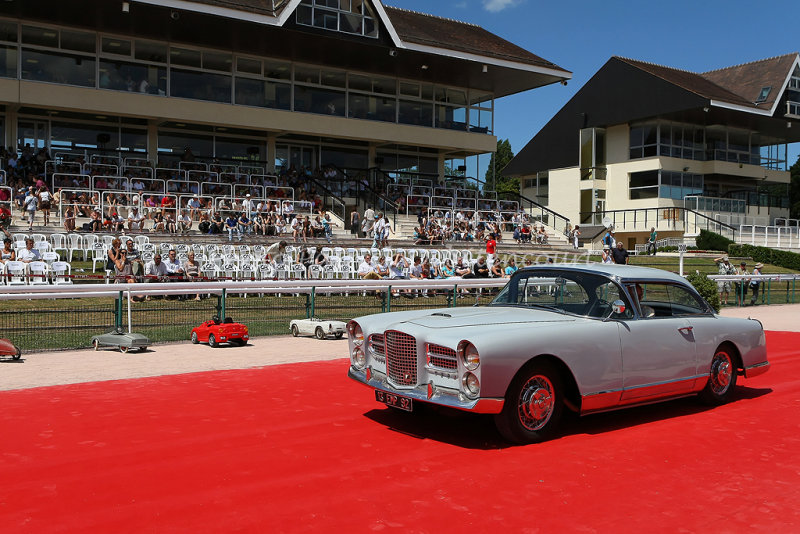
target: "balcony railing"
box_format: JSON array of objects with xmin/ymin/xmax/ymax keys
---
[{"xmin": 787, "ymin": 101, "xmax": 800, "ymax": 118}]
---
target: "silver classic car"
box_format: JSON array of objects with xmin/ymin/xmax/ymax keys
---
[{"xmin": 347, "ymin": 264, "xmax": 769, "ymax": 444}]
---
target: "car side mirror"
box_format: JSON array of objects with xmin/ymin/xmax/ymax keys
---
[{"xmin": 603, "ymin": 300, "xmax": 627, "ymax": 322}]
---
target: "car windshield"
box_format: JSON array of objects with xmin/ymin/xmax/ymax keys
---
[{"xmin": 490, "ymin": 269, "xmax": 633, "ymax": 319}]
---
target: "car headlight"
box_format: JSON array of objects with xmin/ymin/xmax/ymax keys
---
[
  {"xmin": 351, "ymin": 347, "xmax": 366, "ymax": 369},
  {"xmin": 462, "ymin": 372, "xmax": 480, "ymax": 397},
  {"xmin": 458, "ymin": 341, "xmax": 480, "ymax": 370},
  {"xmin": 347, "ymin": 321, "xmax": 364, "ymax": 346}
]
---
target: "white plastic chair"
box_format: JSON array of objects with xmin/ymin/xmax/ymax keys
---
[
  {"xmin": 49, "ymin": 233, "xmax": 68, "ymax": 257},
  {"xmin": 308, "ymin": 264, "xmax": 324, "ymax": 279},
  {"xmin": 41, "ymin": 251, "xmax": 60, "ymax": 266},
  {"xmin": 82, "ymin": 234, "xmax": 99, "ymax": 261},
  {"xmin": 257, "ymin": 263, "xmax": 275, "ymax": 280},
  {"xmin": 51, "ymin": 261, "xmax": 73, "ymax": 285},
  {"xmin": 27, "ymin": 261, "xmax": 50, "ymax": 285},
  {"xmin": 91, "ymin": 243, "xmax": 108, "ymax": 273},
  {"xmin": 66, "ymin": 233, "xmax": 83, "ymax": 262},
  {"xmin": 5, "ymin": 261, "xmax": 27, "ymax": 286}
]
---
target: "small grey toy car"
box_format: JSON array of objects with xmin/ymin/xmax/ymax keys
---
[{"xmin": 91, "ymin": 328, "xmax": 150, "ymax": 353}]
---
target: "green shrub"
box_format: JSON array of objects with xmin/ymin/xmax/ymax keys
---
[
  {"xmin": 686, "ymin": 271, "xmax": 721, "ymax": 313},
  {"xmin": 728, "ymin": 244, "xmax": 800, "ymax": 271},
  {"xmin": 695, "ymin": 230, "xmax": 734, "ymax": 253}
]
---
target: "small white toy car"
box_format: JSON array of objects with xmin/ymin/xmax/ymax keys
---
[{"xmin": 290, "ymin": 317, "xmax": 346, "ymax": 340}]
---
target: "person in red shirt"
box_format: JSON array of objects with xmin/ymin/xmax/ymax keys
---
[{"xmin": 486, "ymin": 233, "xmax": 497, "ymax": 255}]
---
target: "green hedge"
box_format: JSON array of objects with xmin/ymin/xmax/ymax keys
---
[
  {"xmin": 685, "ymin": 271, "xmax": 721, "ymax": 313},
  {"xmin": 728, "ymin": 244, "xmax": 800, "ymax": 271},
  {"xmin": 696, "ymin": 229, "xmax": 734, "ymax": 252}
]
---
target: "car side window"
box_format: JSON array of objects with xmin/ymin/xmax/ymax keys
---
[
  {"xmin": 631, "ymin": 282, "xmax": 707, "ymax": 318},
  {"xmin": 594, "ymin": 281, "xmax": 633, "ymax": 319}
]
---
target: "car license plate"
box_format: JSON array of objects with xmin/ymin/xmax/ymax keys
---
[{"xmin": 375, "ymin": 390, "xmax": 413, "ymax": 412}]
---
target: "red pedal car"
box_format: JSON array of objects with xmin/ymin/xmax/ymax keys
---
[
  {"xmin": 0, "ymin": 338, "xmax": 22, "ymax": 361},
  {"xmin": 191, "ymin": 316, "xmax": 249, "ymax": 347}
]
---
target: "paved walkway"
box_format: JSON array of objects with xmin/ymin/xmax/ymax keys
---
[{"xmin": 2, "ymin": 304, "xmax": 797, "ymax": 391}]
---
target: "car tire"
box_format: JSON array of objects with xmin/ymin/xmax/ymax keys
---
[
  {"xmin": 13, "ymin": 346, "xmax": 21, "ymax": 361},
  {"xmin": 191, "ymin": 331, "xmax": 199, "ymax": 344},
  {"xmin": 93, "ymin": 339, "xmax": 100, "ymax": 351},
  {"xmin": 494, "ymin": 361, "xmax": 564, "ymax": 444},
  {"xmin": 698, "ymin": 345, "xmax": 738, "ymax": 405},
  {"xmin": 120, "ymin": 346, "xmax": 129, "ymax": 354},
  {"xmin": 232, "ymin": 339, "xmax": 245, "ymax": 347},
  {"xmin": 139, "ymin": 347, "xmax": 147, "ymax": 352},
  {"xmin": 334, "ymin": 332, "xmax": 343, "ymax": 339},
  {"xmin": 291, "ymin": 325, "xmax": 299, "ymax": 337},
  {"xmin": 315, "ymin": 327, "xmax": 325, "ymax": 340},
  {"xmin": 208, "ymin": 334, "xmax": 217, "ymax": 348}
]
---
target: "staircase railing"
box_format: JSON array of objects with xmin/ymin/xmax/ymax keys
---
[{"xmin": 579, "ymin": 207, "xmax": 738, "ymax": 241}]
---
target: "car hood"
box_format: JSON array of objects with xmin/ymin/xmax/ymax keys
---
[{"xmin": 403, "ymin": 306, "xmax": 579, "ymax": 329}]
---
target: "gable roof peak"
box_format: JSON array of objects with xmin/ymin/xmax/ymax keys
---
[{"xmin": 383, "ymin": 4, "xmax": 481, "ymax": 29}]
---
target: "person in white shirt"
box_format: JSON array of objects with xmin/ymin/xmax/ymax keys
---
[
  {"xmin": 163, "ymin": 249, "xmax": 184, "ymax": 277},
  {"xmin": 282, "ymin": 201, "xmax": 294, "ymax": 220},
  {"xmin": 127, "ymin": 207, "xmax": 143, "ymax": 232},
  {"xmin": 17, "ymin": 238, "xmax": 40, "ymax": 263},
  {"xmin": 145, "ymin": 254, "xmax": 169, "ymax": 281},
  {"xmin": 357, "ymin": 254, "xmax": 379, "ymax": 280},
  {"xmin": 264, "ymin": 240, "xmax": 288, "ymax": 264},
  {"xmin": 178, "ymin": 210, "xmax": 192, "ymax": 234}
]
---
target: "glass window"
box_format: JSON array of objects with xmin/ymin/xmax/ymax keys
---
[
  {"xmin": 0, "ymin": 44, "xmax": 17, "ymax": 78},
  {"xmin": 398, "ymin": 100, "xmax": 433, "ymax": 127},
  {"xmin": 294, "ymin": 86, "xmax": 345, "ymax": 116},
  {"xmin": 321, "ymin": 69, "xmax": 346, "ymax": 88},
  {"xmin": 60, "ymin": 30, "xmax": 95, "ymax": 53},
  {"xmin": 170, "ymin": 47, "xmax": 201, "ymax": 68},
  {"xmin": 435, "ymin": 104, "xmax": 466, "ymax": 130},
  {"xmin": 203, "ymin": 51, "xmax": 232, "ymax": 72},
  {"xmin": 102, "ymin": 37, "xmax": 131, "ymax": 56},
  {"xmin": 399, "ymin": 81, "xmax": 419, "ymax": 97},
  {"xmin": 234, "ymin": 77, "xmax": 291, "ymax": 110},
  {"xmin": 135, "ymin": 40, "xmax": 167, "ymax": 63},
  {"xmin": 22, "ymin": 25, "xmax": 58, "ymax": 47},
  {"xmin": 236, "ymin": 57, "xmax": 262, "ymax": 75},
  {"xmin": 99, "ymin": 60, "xmax": 165, "ymax": 94},
  {"xmin": 264, "ymin": 59, "xmax": 291, "ymax": 80},
  {"xmin": 295, "ymin": 65, "xmax": 320, "ymax": 84},
  {"xmin": 0, "ymin": 20, "xmax": 18, "ymax": 42},
  {"xmin": 21, "ymin": 49, "xmax": 96, "ymax": 87},
  {"xmin": 171, "ymin": 68, "xmax": 231, "ymax": 103},
  {"xmin": 633, "ymin": 283, "xmax": 707, "ymax": 317}
]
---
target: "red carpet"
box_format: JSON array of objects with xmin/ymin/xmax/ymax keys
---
[{"xmin": 1, "ymin": 332, "xmax": 799, "ymax": 533}]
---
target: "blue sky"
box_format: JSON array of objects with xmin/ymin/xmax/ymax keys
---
[{"xmin": 385, "ymin": 0, "xmax": 800, "ymax": 173}]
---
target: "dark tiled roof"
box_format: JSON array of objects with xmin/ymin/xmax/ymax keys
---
[
  {"xmin": 383, "ymin": 5, "xmax": 569, "ymax": 73},
  {"xmin": 615, "ymin": 57, "xmax": 753, "ymax": 107},
  {"xmin": 171, "ymin": 0, "xmax": 288, "ymax": 17},
  {"xmin": 702, "ymin": 53, "xmax": 798, "ymax": 109},
  {"xmin": 617, "ymin": 54, "xmax": 799, "ymax": 110}
]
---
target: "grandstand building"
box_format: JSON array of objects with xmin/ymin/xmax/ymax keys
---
[
  {"xmin": 504, "ymin": 54, "xmax": 800, "ymax": 249},
  {"xmin": 0, "ymin": 0, "xmax": 570, "ymax": 233}
]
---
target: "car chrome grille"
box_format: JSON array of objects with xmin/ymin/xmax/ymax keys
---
[
  {"xmin": 426, "ymin": 344, "xmax": 457, "ymax": 370},
  {"xmin": 368, "ymin": 333, "xmax": 386, "ymax": 363},
  {"xmin": 385, "ymin": 330, "xmax": 417, "ymax": 386}
]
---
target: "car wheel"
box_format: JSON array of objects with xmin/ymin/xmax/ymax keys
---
[
  {"xmin": 698, "ymin": 345, "xmax": 738, "ymax": 405},
  {"xmin": 494, "ymin": 361, "xmax": 564, "ymax": 444},
  {"xmin": 93, "ymin": 339, "xmax": 100, "ymax": 351},
  {"xmin": 291, "ymin": 325, "xmax": 299, "ymax": 337},
  {"xmin": 120, "ymin": 346, "xmax": 129, "ymax": 354},
  {"xmin": 208, "ymin": 334, "xmax": 218, "ymax": 348},
  {"xmin": 139, "ymin": 347, "xmax": 147, "ymax": 352},
  {"xmin": 191, "ymin": 331, "xmax": 199, "ymax": 344},
  {"xmin": 334, "ymin": 332, "xmax": 343, "ymax": 339},
  {"xmin": 232, "ymin": 339, "xmax": 245, "ymax": 347},
  {"xmin": 13, "ymin": 346, "xmax": 21, "ymax": 361},
  {"xmin": 315, "ymin": 327, "xmax": 325, "ymax": 340}
]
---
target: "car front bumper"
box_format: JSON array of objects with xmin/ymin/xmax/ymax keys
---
[{"xmin": 348, "ymin": 366, "xmax": 504, "ymax": 414}]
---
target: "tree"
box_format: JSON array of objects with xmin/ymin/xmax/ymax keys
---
[{"xmin": 484, "ymin": 139, "xmax": 517, "ymax": 195}]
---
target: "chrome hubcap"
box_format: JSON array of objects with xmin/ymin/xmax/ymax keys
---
[
  {"xmin": 518, "ymin": 375, "xmax": 555, "ymax": 431},
  {"xmin": 710, "ymin": 352, "xmax": 733, "ymax": 395}
]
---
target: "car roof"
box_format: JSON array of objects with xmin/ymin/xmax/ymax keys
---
[{"xmin": 520, "ymin": 263, "xmax": 687, "ymax": 284}]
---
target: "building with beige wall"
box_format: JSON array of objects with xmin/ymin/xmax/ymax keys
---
[
  {"xmin": 505, "ymin": 54, "xmax": 800, "ymax": 249},
  {"xmin": 0, "ymin": 0, "xmax": 569, "ymax": 185}
]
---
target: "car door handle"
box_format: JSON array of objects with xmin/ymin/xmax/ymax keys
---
[{"xmin": 678, "ymin": 326, "xmax": 693, "ymax": 334}]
